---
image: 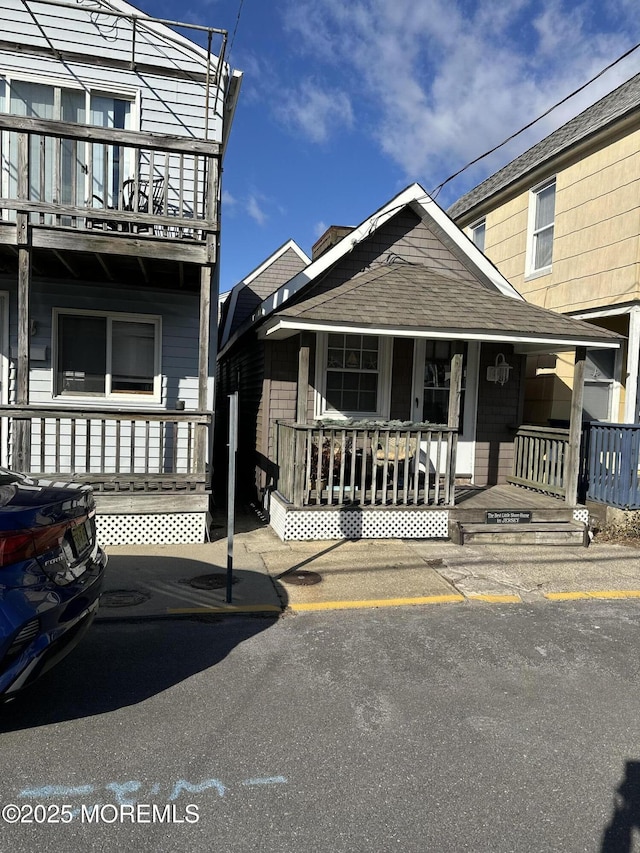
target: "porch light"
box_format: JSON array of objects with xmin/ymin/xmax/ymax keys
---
[{"xmin": 487, "ymin": 352, "xmax": 512, "ymax": 385}]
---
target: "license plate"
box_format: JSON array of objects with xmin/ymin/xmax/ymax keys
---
[{"xmin": 71, "ymin": 520, "xmax": 90, "ymax": 553}]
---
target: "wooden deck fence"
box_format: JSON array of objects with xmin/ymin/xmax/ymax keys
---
[
  {"xmin": 275, "ymin": 422, "xmax": 458, "ymax": 508},
  {"xmin": 0, "ymin": 113, "xmax": 219, "ymax": 241},
  {"xmin": 0, "ymin": 405, "xmax": 211, "ymax": 492},
  {"xmin": 507, "ymin": 425, "xmax": 569, "ymax": 497}
]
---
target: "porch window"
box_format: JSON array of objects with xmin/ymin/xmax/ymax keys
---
[
  {"xmin": 326, "ymin": 333, "xmax": 379, "ymax": 413},
  {"xmin": 316, "ymin": 333, "xmax": 390, "ymax": 418},
  {"xmin": 527, "ymin": 179, "xmax": 555, "ymax": 274},
  {"xmin": 54, "ymin": 310, "xmax": 160, "ymax": 401},
  {"xmin": 422, "ymin": 341, "xmax": 467, "ymax": 425}
]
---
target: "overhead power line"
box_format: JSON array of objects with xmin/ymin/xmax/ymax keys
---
[
  {"xmin": 430, "ymin": 38, "xmax": 640, "ymax": 200},
  {"xmin": 228, "ymin": 0, "xmax": 245, "ymax": 65}
]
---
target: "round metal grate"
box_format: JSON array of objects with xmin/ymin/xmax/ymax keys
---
[
  {"xmin": 101, "ymin": 589, "xmax": 150, "ymax": 608},
  {"xmin": 280, "ymin": 570, "xmax": 322, "ymax": 586}
]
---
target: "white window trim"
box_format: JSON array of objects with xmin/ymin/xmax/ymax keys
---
[
  {"xmin": 469, "ymin": 218, "xmax": 486, "ymax": 252},
  {"xmin": 52, "ymin": 308, "xmax": 162, "ymax": 405},
  {"xmin": 525, "ymin": 178, "xmax": 556, "ymax": 278},
  {"xmin": 314, "ymin": 332, "xmax": 392, "ymax": 420},
  {"xmin": 0, "ymin": 72, "xmax": 139, "ymax": 117}
]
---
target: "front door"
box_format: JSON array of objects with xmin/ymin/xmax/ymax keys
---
[{"xmin": 411, "ymin": 339, "xmax": 479, "ymax": 478}]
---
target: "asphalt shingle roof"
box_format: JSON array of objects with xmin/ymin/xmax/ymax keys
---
[
  {"xmin": 448, "ymin": 72, "xmax": 640, "ymax": 221},
  {"xmin": 274, "ymin": 262, "xmax": 622, "ymax": 344}
]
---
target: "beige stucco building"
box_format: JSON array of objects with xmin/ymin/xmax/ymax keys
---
[{"xmin": 449, "ymin": 73, "xmax": 640, "ymax": 427}]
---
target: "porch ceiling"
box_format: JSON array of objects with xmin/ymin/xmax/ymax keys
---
[
  {"xmin": 0, "ymin": 244, "xmax": 202, "ymax": 291},
  {"xmin": 259, "ymin": 262, "xmax": 622, "ymax": 351}
]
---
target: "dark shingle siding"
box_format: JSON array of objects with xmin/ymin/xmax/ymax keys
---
[{"xmin": 448, "ymin": 72, "xmax": 640, "ymax": 221}]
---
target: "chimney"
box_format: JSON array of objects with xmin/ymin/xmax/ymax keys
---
[{"xmin": 311, "ymin": 225, "xmax": 354, "ymax": 261}]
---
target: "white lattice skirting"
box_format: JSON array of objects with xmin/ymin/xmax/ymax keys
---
[
  {"xmin": 96, "ymin": 512, "xmax": 208, "ymax": 546},
  {"xmin": 573, "ymin": 507, "xmax": 590, "ymax": 525},
  {"xmin": 269, "ymin": 493, "xmax": 449, "ymax": 541}
]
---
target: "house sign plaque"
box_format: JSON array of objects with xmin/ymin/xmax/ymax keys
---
[{"xmin": 486, "ymin": 510, "xmax": 532, "ymax": 525}]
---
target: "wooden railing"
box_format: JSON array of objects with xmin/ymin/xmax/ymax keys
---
[
  {"xmin": 0, "ymin": 405, "xmax": 211, "ymax": 492},
  {"xmin": 275, "ymin": 422, "xmax": 458, "ymax": 508},
  {"xmin": 0, "ymin": 114, "xmax": 219, "ymax": 241},
  {"xmin": 584, "ymin": 422, "xmax": 640, "ymax": 510},
  {"xmin": 508, "ymin": 425, "xmax": 569, "ymax": 497}
]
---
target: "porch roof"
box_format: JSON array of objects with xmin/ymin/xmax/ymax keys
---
[{"xmin": 259, "ymin": 261, "xmax": 622, "ymax": 352}]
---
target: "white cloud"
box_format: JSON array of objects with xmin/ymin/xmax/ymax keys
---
[
  {"xmin": 277, "ymin": 78, "xmax": 353, "ymax": 143},
  {"xmin": 314, "ymin": 220, "xmax": 328, "ymax": 238},
  {"xmin": 222, "ymin": 189, "xmax": 237, "ymax": 208},
  {"xmin": 247, "ymin": 193, "xmax": 268, "ymax": 226},
  {"xmin": 281, "ymin": 0, "xmax": 640, "ymax": 192}
]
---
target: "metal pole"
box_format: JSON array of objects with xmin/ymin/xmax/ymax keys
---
[{"xmin": 226, "ymin": 392, "xmax": 238, "ymax": 603}]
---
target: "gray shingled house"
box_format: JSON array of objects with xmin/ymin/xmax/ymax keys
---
[{"xmin": 217, "ymin": 184, "xmax": 621, "ymax": 542}]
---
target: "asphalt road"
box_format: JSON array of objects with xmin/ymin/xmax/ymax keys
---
[{"xmin": 2, "ymin": 601, "xmax": 640, "ymax": 852}]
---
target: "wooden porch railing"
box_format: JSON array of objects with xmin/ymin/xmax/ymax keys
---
[
  {"xmin": 584, "ymin": 422, "xmax": 640, "ymax": 510},
  {"xmin": 0, "ymin": 405, "xmax": 211, "ymax": 492},
  {"xmin": 0, "ymin": 113, "xmax": 219, "ymax": 241},
  {"xmin": 508, "ymin": 425, "xmax": 569, "ymax": 497},
  {"xmin": 275, "ymin": 422, "xmax": 458, "ymax": 508}
]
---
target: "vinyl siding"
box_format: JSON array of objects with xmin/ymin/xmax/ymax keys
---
[{"xmin": 0, "ymin": 1, "xmax": 228, "ymax": 142}]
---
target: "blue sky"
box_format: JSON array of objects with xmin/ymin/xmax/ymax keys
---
[{"xmin": 136, "ymin": 0, "xmax": 640, "ymax": 294}]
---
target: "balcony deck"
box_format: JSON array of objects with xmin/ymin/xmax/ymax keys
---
[{"xmin": 0, "ymin": 113, "xmax": 220, "ymax": 267}]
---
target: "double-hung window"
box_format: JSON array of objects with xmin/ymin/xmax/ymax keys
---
[
  {"xmin": 316, "ymin": 333, "xmax": 390, "ymax": 418},
  {"xmin": 470, "ymin": 219, "xmax": 486, "ymax": 252},
  {"xmin": 54, "ymin": 310, "xmax": 161, "ymax": 401},
  {"xmin": 528, "ymin": 179, "xmax": 556, "ymax": 274}
]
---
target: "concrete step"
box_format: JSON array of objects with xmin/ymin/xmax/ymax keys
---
[{"xmin": 454, "ymin": 521, "xmax": 589, "ymax": 547}]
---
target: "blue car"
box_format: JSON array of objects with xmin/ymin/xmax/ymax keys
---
[{"xmin": 0, "ymin": 468, "xmax": 107, "ymax": 699}]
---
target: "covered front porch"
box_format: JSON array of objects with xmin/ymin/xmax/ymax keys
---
[{"xmin": 269, "ymin": 415, "xmax": 589, "ymax": 541}]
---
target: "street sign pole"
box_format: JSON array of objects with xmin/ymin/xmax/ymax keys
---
[{"xmin": 226, "ymin": 391, "xmax": 238, "ymax": 604}]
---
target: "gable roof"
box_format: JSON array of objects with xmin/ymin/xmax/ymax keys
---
[
  {"xmin": 219, "ymin": 240, "xmax": 310, "ymax": 346},
  {"xmin": 219, "ymin": 183, "xmax": 525, "ymax": 358},
  {"xmin": 219, "ymin": 183, "xmax": 622, "ymax": 359},
  {"xmin": 261, "ymin": 261, "xmax": 621, "ymax": 352},
  {"xmin": 449, "ymin": 72, "xmax": 640, "ymax": 222}
]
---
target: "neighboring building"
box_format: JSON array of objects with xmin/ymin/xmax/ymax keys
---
[
  {"xmin": 0, "ymin": 0, "xmax": 241, "ymax": 544},
  {"xmin": 449, "ymin": 72, "xmax": 640, "ymax": 428},
  {"xmin": 217, "ymin": 184, "xmax": 620, "ymax": 542}
]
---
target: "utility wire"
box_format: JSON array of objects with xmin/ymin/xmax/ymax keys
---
[
  {"xmin": 228, "ymin": 0, "xmax": 245, "ymax": 65},
  {"xmin": 430, "ymin": 38, "xmax": 640, "ymax": 200}
]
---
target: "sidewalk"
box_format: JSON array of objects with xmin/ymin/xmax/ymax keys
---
[{"xmin": 96, "ymin": 514, "xmax": 640, "ymax": 620}]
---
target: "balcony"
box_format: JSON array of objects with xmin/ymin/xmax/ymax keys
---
[
  {"xmin": 0, "ymin": 113, "xmax": 220, "ymax": 264},
  {"xmin": 0, "ymin": 404, "xmax": 211, "ymax": 512}
]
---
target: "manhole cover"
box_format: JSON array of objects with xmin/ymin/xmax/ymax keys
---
[
  {"xmin": 187, "ymin": 573, "xmax": 239, "ymax": 590},
  {"xmin": 280, "ymin": 570, "xmax": 322, "ymax": 586},
  {"xmin": 101, "ymin": 589, "xmax": 150, "ymax": 608}
]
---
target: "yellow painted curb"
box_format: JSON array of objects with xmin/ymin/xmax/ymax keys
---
[
  {"xmin": 467, "ymin": 593, "xmax": 522, "ymax": 604},
  {"xmin": 545, "ymin": 590, "xmax": 640, "ymax": 601},
  {"xmin": 287, "ymin": 594, "xmax": 465, "ymax": 612}
]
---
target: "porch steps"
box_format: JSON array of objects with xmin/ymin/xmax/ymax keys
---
[{"xmin": 452, "ymin": 520, "xmax": 589, "ymax": 547}]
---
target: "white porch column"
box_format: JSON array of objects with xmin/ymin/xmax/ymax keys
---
[{"xmin": 624, "ymin": 306, "xmax": 640, "ymax": 423}]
